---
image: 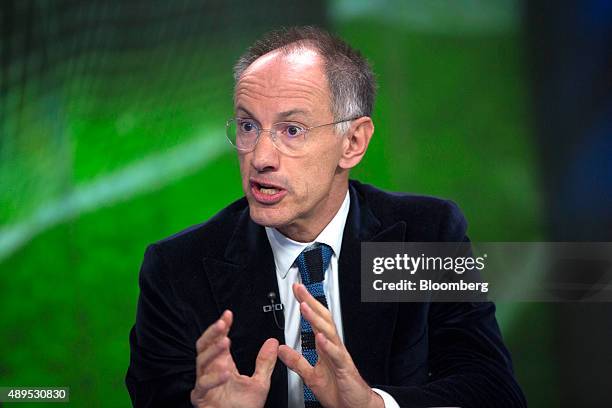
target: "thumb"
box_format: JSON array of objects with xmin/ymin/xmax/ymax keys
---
[{"xmin": 253, "ymin": 338, "xmax": 279, "ymax": 382}]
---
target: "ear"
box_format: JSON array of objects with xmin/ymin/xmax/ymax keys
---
[{"xmin": 338, "ymin": 117, "xmax": 374, "ymax": 170}]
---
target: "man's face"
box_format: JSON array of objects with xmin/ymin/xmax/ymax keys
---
[{"xmin": 234, "ymin": 48, "xmax": 348, "ymax": 240}]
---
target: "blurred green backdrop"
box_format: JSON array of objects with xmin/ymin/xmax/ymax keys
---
[{"xmin": 1, "ymin": 1, "xmax": 556, "ymax": 406}]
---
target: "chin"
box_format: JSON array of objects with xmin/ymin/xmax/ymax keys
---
[{"xmin": 248, "ymin": 204, "xmax": 291, "ymax": 228}]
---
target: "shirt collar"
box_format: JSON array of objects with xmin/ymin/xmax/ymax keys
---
[{"xmin": 265, "ymin": 190, "xmax": 350, "ymax": 279}]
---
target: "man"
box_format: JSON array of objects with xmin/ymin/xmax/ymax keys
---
[{"xmin": 126, "ymin": 26, "xmax": 526, "ymax": 407}]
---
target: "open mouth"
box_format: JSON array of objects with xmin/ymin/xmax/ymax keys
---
[
  {"xmin": 250, "ymin": 180, "xmax": 287, "ymax": 203},
  {"xmin": 256, "ymin": 184, "xmax": 281, "ymax": 195}
]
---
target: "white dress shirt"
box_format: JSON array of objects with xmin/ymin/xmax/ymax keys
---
[{"xmin": 265, "ymin": 190, "xmax": 399, "ymax": 408}]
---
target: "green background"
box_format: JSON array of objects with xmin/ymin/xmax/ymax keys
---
[{"xmin": 1, "ymin": 1, "xmax": 556, "ymax": 406}]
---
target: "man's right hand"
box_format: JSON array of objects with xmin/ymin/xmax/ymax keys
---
[{"xmin": 190, "ymin": 310, "xmax": 279, "ymax": 408}]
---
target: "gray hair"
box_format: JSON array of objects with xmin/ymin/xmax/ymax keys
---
[{"xmin": 233, "ymin": 26, "xmax": 377, "ymax": 134}]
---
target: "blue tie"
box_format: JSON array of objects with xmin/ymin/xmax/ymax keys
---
[{"xmin": 296, "ymin": 243, "xmax": 332, "ymax": 408}]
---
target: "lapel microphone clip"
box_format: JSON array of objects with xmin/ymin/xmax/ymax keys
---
[{"xmin": 263, "ymin": 291, "xmax": 285, "ymax": 330}]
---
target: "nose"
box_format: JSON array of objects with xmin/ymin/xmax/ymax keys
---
[{"xmin": 251, "ymin": 129, "xmax": 280, "ymax": 172}]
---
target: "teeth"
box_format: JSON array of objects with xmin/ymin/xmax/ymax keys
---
[{"xmin": 260, "ymin": 187, "xmax": 279, "ymax": 195}]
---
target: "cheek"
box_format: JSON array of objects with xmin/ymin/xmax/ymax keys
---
[
  {"xmin": 312, "ymin": 144, "xmax": 342, "ymax": 175},
  {"xmin": 296, "ymin": 150, "xmax": 340, "ymax": 193},
  {"xmin": 238, "ymin": 155, "xmax": 249, "ymax": 178}
]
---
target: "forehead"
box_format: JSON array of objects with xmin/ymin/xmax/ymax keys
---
[{"xmin": 234, "ymin": 47, "xmax": 331, "ymax": 118}]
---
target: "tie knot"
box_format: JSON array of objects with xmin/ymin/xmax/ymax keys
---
[{"xmin": 296, "ymin": 243, "xmax": 332, "ymax": 284}]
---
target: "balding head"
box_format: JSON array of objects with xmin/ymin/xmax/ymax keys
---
[{"xmin": 234, "ymin": 26, "xmax": 377, "ymax": 134}]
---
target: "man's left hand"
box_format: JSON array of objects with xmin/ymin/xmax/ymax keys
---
[{"xmin": 278, "ymin": 283, "xmax": 384, "ymax": 408}]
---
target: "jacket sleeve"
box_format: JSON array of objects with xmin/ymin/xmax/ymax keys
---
[
  {"xmin": 377, "ymin": 201, "xmax": 527, "ymax": 408},
  {"xmin": 126, "ymin": 244, "xmax": 196, "ymax": 407}
]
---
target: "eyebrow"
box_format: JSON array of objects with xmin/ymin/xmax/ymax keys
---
[
  {"xmin": 235, "ymin": 106, "xmax": 256, "ymax": 118},
  {"xmin": 235, "ymin": 106, "xmax": 310, "ymax": 122},
  {"xmin": 277, "ymin": 109, "xmax": 310, "ymax": 121}
]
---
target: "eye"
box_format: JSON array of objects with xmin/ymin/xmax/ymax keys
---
[
  {"xmin": 280, "ymin": 123, "xmax": 304, "ymax": 138},
  {"xmin": 238, "ymin": 119, "xmax": 257, "ymax": 133}
]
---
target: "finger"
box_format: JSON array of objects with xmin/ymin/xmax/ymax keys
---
[
  {"xmin": 195, "ymin": 362, "xmax": 231, "ymax": 393},
  {"xmin": 196, "ymin": 310, "xmax": 233, "ymax": 353},
  {"xmin": 278, "ymin": 345, "xmax": 315, "ymax": 384},
  {"xmin": 252, "ymin": 338, "xmax": 279, "ymax": 382},
  {"xmin": 196, "ymin": 336, "xmax": 231, "ymax": 375},
  {"xmin": 315, "ymin": 332, "xmax": 349, "ymax": 370},
  {"xmin": 294, "ymin": 283, "xmax": 341, "ymax": 344},
  {"xmin": 220, "ymin": 309, "xmax": 233, "ymax": 328},
  {"xmin": 300, "ymin": 300, "xmax": 339, "ymax": 343},
  {"xmin": 293, "ymin": 284, "xmax": 333, "ymax": 322}
]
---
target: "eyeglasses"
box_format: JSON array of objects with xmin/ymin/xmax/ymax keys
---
[{"xmin": 225, "ymin": 117, "xmax": 358, "ymax": 155}]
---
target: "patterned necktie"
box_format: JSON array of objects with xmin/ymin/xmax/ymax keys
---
[{"xmin": 296, "ymin": 242, "xmax": 332, "ymax": 408}]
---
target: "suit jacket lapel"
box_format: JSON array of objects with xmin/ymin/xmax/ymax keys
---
[
  {"xmin": 340, "ymin": 184, "xmax": 407, "ymax": 384},
  {"xmin": 204, "ymin": 208, "xmax": 288, "ymax": 407}
]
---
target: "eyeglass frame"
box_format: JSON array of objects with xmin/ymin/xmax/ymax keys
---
[{"xmin": 225, "ymin": 116, "xmax": 360, "ymax": 154}]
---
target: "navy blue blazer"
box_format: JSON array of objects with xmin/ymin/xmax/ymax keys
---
[{"xmin": 126, "ymin": 180, "xmax": 526, "ymax": 407}]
